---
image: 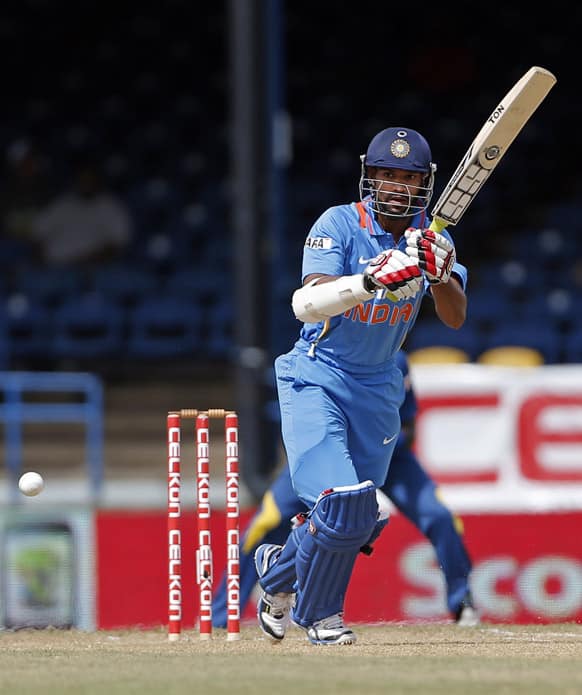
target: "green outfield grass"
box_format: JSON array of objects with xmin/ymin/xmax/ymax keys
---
[{"xmin": 1, "ymin": 623, "xmax": 581, "ymax": 695}]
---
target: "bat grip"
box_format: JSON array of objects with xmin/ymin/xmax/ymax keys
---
[{"xmin": 428, "ymin": 216, "xmax": 447, "ymax": 234}]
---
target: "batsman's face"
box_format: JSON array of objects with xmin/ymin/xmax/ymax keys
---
[{"xmin": 369, "ymin": 167, "xmax": 425, "ymax": 216}]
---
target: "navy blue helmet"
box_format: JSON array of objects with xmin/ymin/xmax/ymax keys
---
[{"xmin": 359, "ymin": 127, "xmax": 436, "ymax": 218}]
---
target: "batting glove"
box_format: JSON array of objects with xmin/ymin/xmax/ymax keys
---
[
  {"xmin": 405, "ymin": 228, "xmax": 456, "ymax": 284},
  {"xmin": 363, "ymin": 249, "xmax": 423, "ymax": 300}
]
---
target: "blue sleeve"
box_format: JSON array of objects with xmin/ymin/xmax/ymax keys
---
[
  {"xmin": 450, "ymin": 260, "xmax": 468, "ymax": 291},
  {"xmin": 301, "ymin": 206, "xmax": 348, "ymax": 282}
]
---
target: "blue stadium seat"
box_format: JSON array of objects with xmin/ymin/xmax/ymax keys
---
[
  {"xmin": 2, "ymin": 296, "xmax": 53, "ymax": 361},
  {"xmin": 52, "ymin": 294, "xmax": 125, "ymax": 359},
  {"xmin": 127, "ymin": 295, "xmax": 203, "ymax": 358},
  {"xmin": 520, "ymin": 288, "xmax": 575, "ymax": 330},
  {"xmin": 17, "ymin": 266, "xmax": 85, "ymax": 307},
  {"xmin": 563, "ymin": 329, "xmax": 582, "ymax": 364},
  {"xmin": 474, "ymin": 259, "xmax": 540, "ymax": 296},
  {"xmin": 404, "ymin": 319, "xmax": 481, "ymax": 360},
  {"xmin": 467, "ymin": 287, "xmax": 514, "ymax": 328},
  {"xmin": 510, "ymin": 227, "xmax": 571, "ymax": 272},
  {"xmin": 164, "ymin": 267, "xmax": 217, "ymax": 302},
  {"xmin": 0, "ymin": 309, "xmax": 11, "ymax": 369},
  {"xmin": 205, "ymin": 297, "xmax": 234, "ymax": 359},
  {"xmin": 89, "ymin": 263, "xmax": 159, "ymax": 307},
  {"xmin": 483, "ymin": 319, "xmax": 562, "ymax": 364}
]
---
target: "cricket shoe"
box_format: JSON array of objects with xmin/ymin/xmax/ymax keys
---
[
  {"xmin": 255, "ymin": 543, "xmax": 294, "ymax": 641},
  {"xmin": 454, "ymin": 592, "xmax": 480, "ymax": 627},
  {"xmin": 304, "ymin": 612, "xmax": 357, "ymax": 646}
]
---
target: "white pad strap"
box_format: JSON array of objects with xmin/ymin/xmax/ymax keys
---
[{"xmin": 292, "ymin": 274, "xmax": 374, "ymax": 323}]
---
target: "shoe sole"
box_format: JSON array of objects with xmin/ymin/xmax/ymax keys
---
[
  {"xmin": 307, "ymin": 632, "xmax": 356, "ymax": 646},
  {"xmin": 455, "ymin": 606, "xmax": 481, "ymax": 627},
  {"xmin": 300, "ymin": 621, "xmax": 357, "ymax": 646},
  {"xmin": 456, "ymin": 617, "xmax": 481, "ymax": 627}
]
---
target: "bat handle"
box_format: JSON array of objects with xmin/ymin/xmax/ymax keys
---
[{"xmin": 428, "ymin": 216, "xmax": 447, "ymax": 234}]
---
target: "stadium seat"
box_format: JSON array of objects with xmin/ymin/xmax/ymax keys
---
[
  {"xmin": 0, "ymin": 311, "xmax": 11, "ymax": 369},
  {"xmin": 164, "ymin": 267, "xmax": 217, "ymax": 304},
  {"xmin": 2, "ymin": 295, "xmax": 53, "ymax": 361},
  {"xmin": 510, "ymin": 227, "xmax": 573, "ymax": 276},
  {"xmin": 482, "ymin": 320, "xmax": 561, "ymax": 364},
  {"xmin": 477, "ymin": 346, "xmax": 544, "ymax": 367},
  {"xmin": 403, "ymin": 319, "xmax": 481, "ymax": 360},
  {"xmin": 520, "ymin": 288, "xmax": 575, "ymax": 330},
  {"xmin": 52, "ymin": 294, "xmax": 125, "ymax": 360},
  {"xmin": 127, "ymin": 295, "xmax": 203, "ymax": 358},
  {"xmin": 205, "ymin": 297, "xmax": 234, "ymax": 359},
  {"xmin": 473, "ymin": 260, "xmax": 542, "ymax": 304},
  {"xmin": 563, "ymin": 329, "xmax": 582, "ymax": 364},
  {"xmin": 89, "ymin": 263, "xmax": 159, "ymax": 307},
  {"xmin": 467, "ymin": 287, "xmax": 514, "ymax": 329},
  {"xmin": 407, "ymin": 346, "xmax": 471, "ymax": 365},
  {"xmin": 17, "ymin": 266, "xmax": 85, "ymax": 307}
]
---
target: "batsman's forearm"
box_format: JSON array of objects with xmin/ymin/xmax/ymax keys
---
[
  {"xmin": 431, "ymin": 278, "xmax": 466, "ymax": 329},
  {"xmin": 292, "ymin": 274, "xmax": 375, "ymax": 323}
]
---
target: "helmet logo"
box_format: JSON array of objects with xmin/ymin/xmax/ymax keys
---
[{"xmin": 390, "ymin": 139, "xmax": 410, "ymax": 158}]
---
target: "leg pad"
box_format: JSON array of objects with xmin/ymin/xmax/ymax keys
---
[{"xmin": 293, "ymin": 481, "xmax": 378, "ymax": 626}]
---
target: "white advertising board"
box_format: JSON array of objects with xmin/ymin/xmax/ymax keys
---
[{"xmin": 410, "ymin": 364, "xmax": 582, "ymax": 512}]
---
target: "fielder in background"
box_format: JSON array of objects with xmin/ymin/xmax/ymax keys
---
[
  {"xmin": 253, "ymin": 126, "xmax": 469, "ymax": 646},
  {"xmin": 212, "ymin": 350, "xmax": 479, "ymax": 629}
]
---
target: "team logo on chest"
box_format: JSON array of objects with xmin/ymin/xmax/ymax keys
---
[{"xmin": 343, "ymin": 300, "xmax": 415, "ymax": 326}]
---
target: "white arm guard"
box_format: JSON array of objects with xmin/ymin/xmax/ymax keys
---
[{"xmin": 292, "ymin": 274, "xmax": 374, "ymax": 323}]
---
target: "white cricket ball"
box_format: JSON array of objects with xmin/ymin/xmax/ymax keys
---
[{"xmin": 18, "ymin": 471, "xmax": 45, "ymax": 497}]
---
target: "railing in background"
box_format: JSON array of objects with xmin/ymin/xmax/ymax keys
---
[{"xmin": 0, "ymin": 371, "xmax": 104, "ymax": 503}]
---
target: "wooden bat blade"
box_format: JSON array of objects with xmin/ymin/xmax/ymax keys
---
[{"xmin": 430, "ymin": 66, "xmax": 557, "ymax": 232}]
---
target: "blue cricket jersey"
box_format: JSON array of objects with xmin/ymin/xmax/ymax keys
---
[
  {"xmin": 294, "ymin": 200, "xmax": 467, "ymax": 374},
  {"xmin": 275, "ymin": 200, "xmax": 467, "ymax": 505},
  {"xmin": 395, "ymin": 349, "xmax": 417, "ymax": 424}
]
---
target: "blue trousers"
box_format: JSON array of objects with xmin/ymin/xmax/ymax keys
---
[{"xmin": 274, "ymin": 349, "xmax": 403, "ymax": 505}]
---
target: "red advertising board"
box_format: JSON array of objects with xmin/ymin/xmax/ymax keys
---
[
  {"xmin": 96, "ymin": 509, "xmax": 254, "ymax": 629},
  {"xmin": 348, "ymin": 511, "xmax": 582, "ymax": 624},
  {"xmin": 96, "ymin": 509, "xmax": 582, "ymax": 628}
]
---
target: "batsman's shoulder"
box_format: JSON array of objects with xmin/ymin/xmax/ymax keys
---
[
  {"xmin": 312, "ymin": 205, "xmax": 349, "ymax": 229},
  {"xmin": 311, "ymin": 204, "xmax": 356, "ymax": 236},
  {"xmin": 321, "ymin": 202, "xmax": 355, "ymax": 221}
]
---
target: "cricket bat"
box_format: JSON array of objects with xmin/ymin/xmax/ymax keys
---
[{"xmin": 429, "ymin": 66, "xmax": 557, "ymax": 233}]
